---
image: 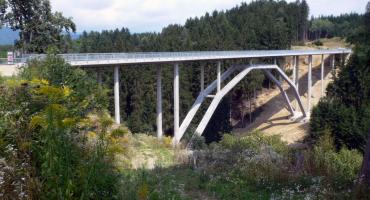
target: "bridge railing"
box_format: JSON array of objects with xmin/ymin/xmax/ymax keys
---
[{"xmin": 17, "ymin": 49, "xmax": 352, "ymax": 64}]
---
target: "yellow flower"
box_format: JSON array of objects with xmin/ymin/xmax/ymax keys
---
[
  {"xmin": 30, "ymin": 78, "xmax": 49, "ymax": 86},
  {"xmin": 87, "ymin": 131, "xmax": 97, "ymax": 139},
  {"xmin": 62, "ymin": 86, "xmax": 72, "ymax": 97},
  {"xmin": 30, "ymin": 115, "xmax": 46, "ymax": 129},
  {"xmin": 62, "ymin": 117, "xmax": 76, "ymax": 127}
]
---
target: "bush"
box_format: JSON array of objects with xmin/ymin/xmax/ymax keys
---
[
  {"xmin": 0, "ymin": 79, "xmax": 119, "ymax": 198},
  {"xmin": 310, "ymin": 98, "xmax": 369, "ymax": 151},
  {"xmin": 285, "ymin": 68, "xmax": 293, "ymax": 77},
  {"xmin": 304, "ymin": 131, "xmax": 363, "ymax": 182},
  {"xmin": 188, "ymin": 135, "xmax": 207, "ymax": 150},
  {"xmin": 313, "ymin": 40, "xmax": 323, "ymax": 46},
  {"xmin": 20, "ymin": 53, "xmax": 109, "ymax": 114},
  {"xmin": 220, "ymin": 132, "xmax": 289, "ymax": 155}
]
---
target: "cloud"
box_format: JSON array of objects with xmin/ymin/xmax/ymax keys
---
[{"xmin": 49, "ymin": 0, "xmax": 368, "ymax": 33}]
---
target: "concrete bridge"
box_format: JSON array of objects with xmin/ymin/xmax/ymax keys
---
[{"xmin": 17, "ymin": 49, "xmax": 351, "ymax": 144}]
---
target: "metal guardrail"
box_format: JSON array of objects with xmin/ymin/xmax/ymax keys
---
[{"xmin": 16, "ymin": 48, "xmax": 352, "ymax": 66}]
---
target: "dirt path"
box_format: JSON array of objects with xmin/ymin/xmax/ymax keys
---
[{"xmin": 234, "ymin": 38, "xmax": 347, "ymax": 144}]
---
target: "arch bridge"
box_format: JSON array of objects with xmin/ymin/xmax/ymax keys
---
[{"xmin": 20, "ymin": 49, "xmax": 351, "ymax": 144}]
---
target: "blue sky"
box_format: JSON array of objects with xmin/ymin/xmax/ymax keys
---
[{"xmin": 50, "ymin": 0, "xmax": 369, "ymax": 33}]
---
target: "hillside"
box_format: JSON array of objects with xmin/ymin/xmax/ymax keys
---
[{"xmin": 234, "ymin": 38, "xmax": 349, "ymax": 144}]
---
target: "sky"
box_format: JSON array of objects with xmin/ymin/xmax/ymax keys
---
[{"xmin": 50, "ymin": 0, "xmax": 369, "ymax": 33}]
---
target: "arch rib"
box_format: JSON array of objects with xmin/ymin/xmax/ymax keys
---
[
  {"xmin": 194, "ymin": 64, "xmax": 306, "ymax": 137},
  {"xmin": 262, "ymin": 69, "xmax": 294, "ymax": 116},
  {"xmin": 173, "ymin": 65, "xmax": 240, "ymax": 143}
]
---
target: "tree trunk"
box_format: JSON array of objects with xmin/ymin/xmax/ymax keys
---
[{"xmin": 359, "ymin": 128, "xmax": 370, "ymax": 185}]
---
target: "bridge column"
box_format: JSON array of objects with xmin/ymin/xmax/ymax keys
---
[
  {"xmin": 321, "ymin": 54, "xmax": 324, "ymax": 97},
  {"xmin": 307, "ymin": 55, "xmax": 312, "ymax": 115},
  {"xmin": 293, "ymin": 56, "xmax": 300, "ymax": 110},
  {"xmin": 97, "ymin": 69, "xmax": 102, "ymax": 85},
  {"xmin": 156, "ymin": 66, "xmax": 163, "ymax": 139},
  {"xmin": 201, "ymin": 65, "xmax": 204, "ymax": 92},
  {"xmin": 174, "ymin": 63, "xmax": 180, "ymax": 143},
  {"xmin": 331, "ymin": 54, "xmax": 335, "ymax": 71},
  {"xmin": 114, "ymin": 66, "xmax": 120, "ymax": 124},
  {"xmin": 217, "ymin": 61, "xmax": 221, "ymax": 92}
]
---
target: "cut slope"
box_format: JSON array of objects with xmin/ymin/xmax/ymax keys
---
[{"xmin": 234, "ymin": 38, "xmax": 348, "ymax": 144}]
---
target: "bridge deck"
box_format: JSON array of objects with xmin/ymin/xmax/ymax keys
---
[{"xmin": 21, "ymin": 49, "xmax": 351, "ymax": 66}]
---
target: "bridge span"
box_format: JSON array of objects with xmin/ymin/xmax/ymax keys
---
[{"xmin": 19, "ymin": 48, "xmax": 351, "ymax": 144}]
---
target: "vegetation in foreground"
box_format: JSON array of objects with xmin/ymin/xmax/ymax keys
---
[
  {"xmin": 117, "ymin": 132, "xmax": 365, "ymax": 200},
  {"xmin": 0, "ymin": 55, "xmax": 120, "ymax": 199}
]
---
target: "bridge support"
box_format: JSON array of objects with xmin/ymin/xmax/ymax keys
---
[
  {"xmin": 97, "ymin": 70, "xmax": 102, "ymax": 85},
  {"xmin": 114, "ymin": 66, "xmax": 121, "ymax": 124},
  {"xmin": 193, "ymin": 64, "xmax": 306, "ymax": 138},
  {"xmin": 293, "ymin": 56, "xmax": 300, "ymax": 110},
  {"xmin": 263, "ymin": 70, "xmax": 294, "ymax": 116},
  {"xmin": 321, "ymin": 54, "xmax": 324, "ymax": 97},
  {"xmin": 307, "ymin": 55, "xmax": 312, "ymax": 116},
  {"xmin": 157, "ymin": 66, "xmax": 163, "ymax": 139},
  {"xmin": 174, "ymin": 63, "xmax": 180, "ymax": 141},
  {"xmin": 173, "ymin": 65, "xmax": 239, "ymax": 144},
  {"xmin": 331, "ymin": 55, "xmax": 335, "ymax": 71},
  {"xmin": 217, "ymin": 61, "xmax": 221, "ymax": 92},
  {"xmin": 201, "ymin": 65, "xmax": 204, "ymax": 92}
]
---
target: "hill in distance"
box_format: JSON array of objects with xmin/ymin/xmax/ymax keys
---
[
  {"xmin": 0, "ymin": 27, "xmax": 80, "ymax": 45},
  {"xmin": 0, "ymin": 27, "xmax": 18, "ymax": 45}
]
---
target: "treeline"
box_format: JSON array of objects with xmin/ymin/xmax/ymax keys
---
[
  {"xmin": 73, "ymin": 0, "xmax": 310, "ymax": 141},
  {"xmin": 310, "ymin": 9, "xmax": 370, "ymax": 152},
  {"xmin": 308, "ymin": 13, "xmax": 364, "ymax": 40}
]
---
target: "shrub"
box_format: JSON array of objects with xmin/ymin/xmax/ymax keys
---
[
  {"xmin": 188, "ymin": 135, "xmax": 207, "ymax": 150},
  {"xmin": 0, "ymin": 75, "xmax": 119, "ymax": 199},
  {"xmin": 285, "ymin": 68, "xmax": 293, "ymax": 77},
  {"xmin": 310, "ymin": 98, "xmax": 369, "ymax": 151},
  {"xmin": 313, "ymin": 40, "xmax": 323, "ymax": 46},
  {"xmin": 220, "ymin": 132, "xmax": 289, "ymax": 155},
  {"xmin": 20, "ymin": 53, "xmax": 109, "ymax": 114},
  {"xmin": 304, "ymin": 130, "xmax": 363, "ymax": 182}
]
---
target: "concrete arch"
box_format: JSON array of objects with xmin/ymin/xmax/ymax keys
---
[
  {"xmin": 194, "ymin": 64, "xmax": 306, "ymax": 137},
  {"xmin": 173, "ymin": 65, "xmax": 241, "ymax": 143}
]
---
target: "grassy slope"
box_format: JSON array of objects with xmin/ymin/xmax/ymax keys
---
[{"xmin": 113, "ymin": 131, "xmax": 364, "ymax": 199}]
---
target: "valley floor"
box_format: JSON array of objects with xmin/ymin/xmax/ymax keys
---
[{"xmin": 234, "ymin": 38, "xmax": 348, "ymax": 144}]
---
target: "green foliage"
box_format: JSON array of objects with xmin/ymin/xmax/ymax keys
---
[
  {"xmin": 0, "ymin": 0, "xmax": 76, "ymax": 53},
  {"xmin": 117, "ymin": 131, "xmax": 362, "ymax": 200},
  {"xmin": 20, "ymin": 53, "xmax": 109, "ymax": 114},
  {"xmin": 304, "ymin": 131, "xmax": 363, "ymax": 182},
  {"xmin": 188, "ymin": 135, "xmax": 207, "ymax": 150},
  {"xmin": 309, "ymin": 14, "xmax": 363, "ymax": 40},
  {"xmin": 313, "ymin": 39, "xmax": 323, "ymax": 46},
  {"xmin": 0, "ymin": 44, "xmax": 13, "ymax": 57},
  {"xmin": 310, "ymin": 12, "xmax": 370, "ymax": 152},
  {"xmin": 220, "ymin": 132, "xmax": 289, "ymax": 155},
  {"xmin": 0, "ymin": 76, "xmax": 118, "ymax": 198},
  {"xmin": 310, "ymin": 98, "xmax": 369, "ymax": 151}
]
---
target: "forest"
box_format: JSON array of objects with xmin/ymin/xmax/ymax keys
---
[{"xmin": 0, "ymin": 0, "xmax": 370, "ymax": 199}]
